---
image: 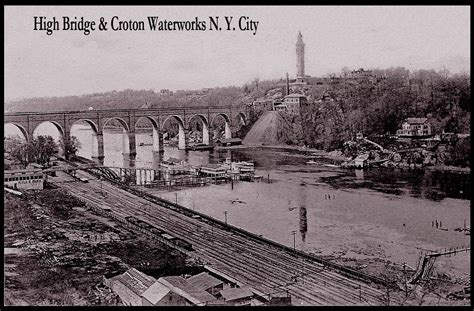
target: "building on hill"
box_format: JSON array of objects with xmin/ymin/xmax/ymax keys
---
[
  {"xmin": 273, "ymin": 102, "xmax": 287, "ymax": 113},
  {"xmin": 273, "ymin": 93, "xmax": 307, "ymax": 115},
  {"xmin": 251, "ymin": 98, "xmax": 274, "ymax": 114},
  {"xmin": 396, "ymin": 118, "xmax": 432, "ymax": 137}
]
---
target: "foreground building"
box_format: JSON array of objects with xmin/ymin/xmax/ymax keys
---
[
  {"xmin": 4, "ymin": 169, "xmax": 45, "ymax": 190},
  {"xmin": 104, "ymin": 268, "xmax": 274, "ymax": 306}
]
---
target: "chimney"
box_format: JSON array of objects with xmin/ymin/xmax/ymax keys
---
[{"xmin": 286, "ymin": 72, "xmax": 290, "ymax": 96}]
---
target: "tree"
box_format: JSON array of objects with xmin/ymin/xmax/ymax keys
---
[
  {"xmin": 60, "ymin": 135, "xmax": 81, "ymax": 160},
  {"xmin": 5, "ymin": 136, "xmax": 30, "ymax": 168},
  {"xmin": 29, "ymin": 135, "xmax": 58, "ymax": 166}
]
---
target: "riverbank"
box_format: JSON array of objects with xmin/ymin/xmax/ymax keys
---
[
  {"xmin": 217, "ymin": 143, "xmax": 470, "ymax": 173},
  {"xmin": 425, "ymin": 165, "xmax": 471, "ymax": 174}
]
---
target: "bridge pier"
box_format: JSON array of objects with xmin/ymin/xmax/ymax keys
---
[
  {"xmin": 152, "ymin": 128, "xmax": 164, "ymax": 153},
  {"xmin": 224, "ymin": 123, "xmax": 232, "ymax": 139},
  {"xmin": 178, "ymin": 128, "xmax": 189, "ymax": 150},
  {"xmin": 91, "ymin": 133, "xmax": 105, "ymax": 166},
  {"xmin": 202, "ymin": 124, "xmax": 210, "ymax": 145}
]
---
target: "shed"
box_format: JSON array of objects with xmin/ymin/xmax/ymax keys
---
[
  {"xmin": 106, "ymin": 268, "xmax": 156, "ymax": 306},
  {"xmin": 187, "ymin": 272, "xmax": 224, "ymax": 296},
  {"xmin": 141, "ymin": 281, "xmax": 188, "ymax": 306},
  {"xmin": 158, "ymin": 276, "xmax": 217, "ymax": 306},
  {"xmin": 220, "ymin": 287, "xmax": 254, "ymax": 306}
]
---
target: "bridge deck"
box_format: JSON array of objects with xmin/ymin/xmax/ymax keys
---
[{"xmin": 50, "ymin": 170, "xmax": 394, "ymax": 306}]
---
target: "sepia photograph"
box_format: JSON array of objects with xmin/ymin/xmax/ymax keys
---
[{"xmin": 3, "ymin": 5, "xmax": 471, "ymax": 306}]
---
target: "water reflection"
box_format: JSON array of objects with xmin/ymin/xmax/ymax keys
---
[
  {"xmin": 319, "ymin": 167, "xmax": 470, "ymax": 201},
  {"xmin": 297, "ymin": 182, "xmax": 308, "ymax": 246},
  {"xmin": 299, "ymin": 206, "xmax": 307, "ymax": 244},
  {"xmin": 69, "ymin": 125, "xmax": 470, "ymax": 202}
]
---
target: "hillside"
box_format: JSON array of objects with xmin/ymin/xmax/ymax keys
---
[{"xmin": 243, "ymin": 111, "xmax": 293, "ymax": 146}]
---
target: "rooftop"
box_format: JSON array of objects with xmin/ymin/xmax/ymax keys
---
[
  {"xmin": 109, "ymin": 268, "xmax": 156, "ymax": 296},
  {"xmin": 284, "ymin": 93, "xmax": 306, "ymax": 98},
  {"xmin": 158, "ymin": 276, "xmax": 216, "ymax": 305},
  {"xmin": 187, "ymin": 272, "xmax": 223, "ymax": 291},
  {"xmin": 4, "ymin": 168, "xmax": 43, "ymax": 175},
  {"xmin": 201, "ymin": 163, "xmax": 225, "ymax": 170},
  {"xmin": 220, "ymin": 287, "xmax": 253, "ymax": 301},
  {"xmin": 405, "ymin": 117, "xmax": 428, "ymax": 124},
  {"xmin": 164, "ymin": 157, "xmax": 183, "ymax": 164},
  {"xmin": 141, "ymin": 281, "xmax": 171, "ymax": 304}
]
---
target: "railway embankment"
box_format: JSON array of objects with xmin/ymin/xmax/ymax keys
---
[{"xmin": 3, "ymin": 189, "xmax": 191, "ymax": 306}]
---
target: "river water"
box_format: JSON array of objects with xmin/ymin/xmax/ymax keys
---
[{"xmin": 6, "ymin": 123, "xmax": 471, "ymax": 268}]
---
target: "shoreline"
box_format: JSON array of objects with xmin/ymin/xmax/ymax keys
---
[
  {"xmin": 216, "ymin": 144, "xmax": 470, "ymax": 173},
  {"xmin": 216, "ymin": 144, "xmax": 347, "ymax": 160}
]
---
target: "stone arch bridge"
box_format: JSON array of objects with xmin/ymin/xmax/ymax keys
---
[{"xmin": 4, "ymin": 105, "xmax": 250, "ymax": 165}]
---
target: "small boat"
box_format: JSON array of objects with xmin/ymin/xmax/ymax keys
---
[
  {"xmin": 189, "ymin": 144, "xmax": 214, "ymax": 151},
  {"xmin": 323, "ymin": 163, "xmax": 340, "ymax": 168},
  {"xmin": 438, "ymin": 227, "xmax": 448, "ymax": 231},
  {"xmin": 306, "ymin": 160, "xmax": 318, "ymax": 164}
]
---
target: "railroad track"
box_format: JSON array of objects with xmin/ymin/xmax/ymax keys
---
[{"xmin": 52, "ymin": 170, "xmax": 394, "ymax": 305}]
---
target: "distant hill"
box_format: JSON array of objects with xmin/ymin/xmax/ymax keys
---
[{"xmin": 4, "ymin": 87, "xmax": 251, "ymax": 113}]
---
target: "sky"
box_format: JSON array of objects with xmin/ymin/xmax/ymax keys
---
[{"xmin": 4, "ymin": 5, "xmax": 471, "ymax": 100}]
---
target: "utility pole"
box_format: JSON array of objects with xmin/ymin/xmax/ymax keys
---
[
  {"xmin": 290, "ymin": 230, "xmax": 296, "ymax": 250},
  {"xmin": 224, "ymin": 211, "xmax": 228, "ymax": 225},
  {"xmin": 175, "ymin": 193, "xmax": 178, "ymax": 205},
  {"xmin": 403, "ymin": 263, "xmax": 408, "ymax": 297}
]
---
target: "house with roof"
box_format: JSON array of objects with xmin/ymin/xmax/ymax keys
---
[
  {"xmin": 155, "ymin": 275, "xmax": 218, "ymax": 306},
  {"xmin": 396, "ymin": 118, "xmax": 432, "ymax": 137},
  {"xmin": 105, "ymin": 268, "xmax": 156, "ymax": 306},
  {"xmin": 219, "ymin": 287, "xmax": 254, "ymax": 306},
  {"xmin": 272, "ymin": 101, "xmax": 288, "ymax": 113},
  {"xmin": 141, "ymin": 281, "xmax": 188, "ymax": 306},
  {"xmin": 187, "ymin": 272, "xmax": 225, "ymax": 296},
  {"xmin": 282, "ymin": 93, "xmax": 307, "ymax": 115},
  {"xmin": 252, "ymin": 97, "xmax": 274, "ymax": 113}
]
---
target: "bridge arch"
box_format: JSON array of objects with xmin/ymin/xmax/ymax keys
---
[
  {"xmin": 162, "ymin": 115, "xmax": 186, "ymax": 149},
  {"xmin": 188, "ymin": 114, "xmax": 210, "ymax": 145},
  {"xmin": 4, "ymin": 123, "xmax": 29, "ymax": 142},
  {"xmin": 211, "ymin": 113, "xmax": 232, "ymax": 140},
  {"xmin": 102, "ymin": 117, "xmax": 131, "ymax": 162},
  {"xmin": 135, "ymin": 116, "xmax": 161, "ymax": 153},
  {"xmin": 70, "ymin": 119, "xmax": 100, "ymax": 160},
  {"xmin": 32, "ymin": 121, "xmax": 66, "ymax": 156},
  {"xmin": 102, "ymin": 117, "xmax": 130, "ymax": 133},
  {"xmin": 72, "ymin": 119, "xmax": 99, "ymax": 134},
  {"xmin": 236, "ymin": 112, "xmax": 247, "ymax": 126},
  {"xmin": 32, "ymin": 121, "xmax": 65, "ymax": 138}
]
